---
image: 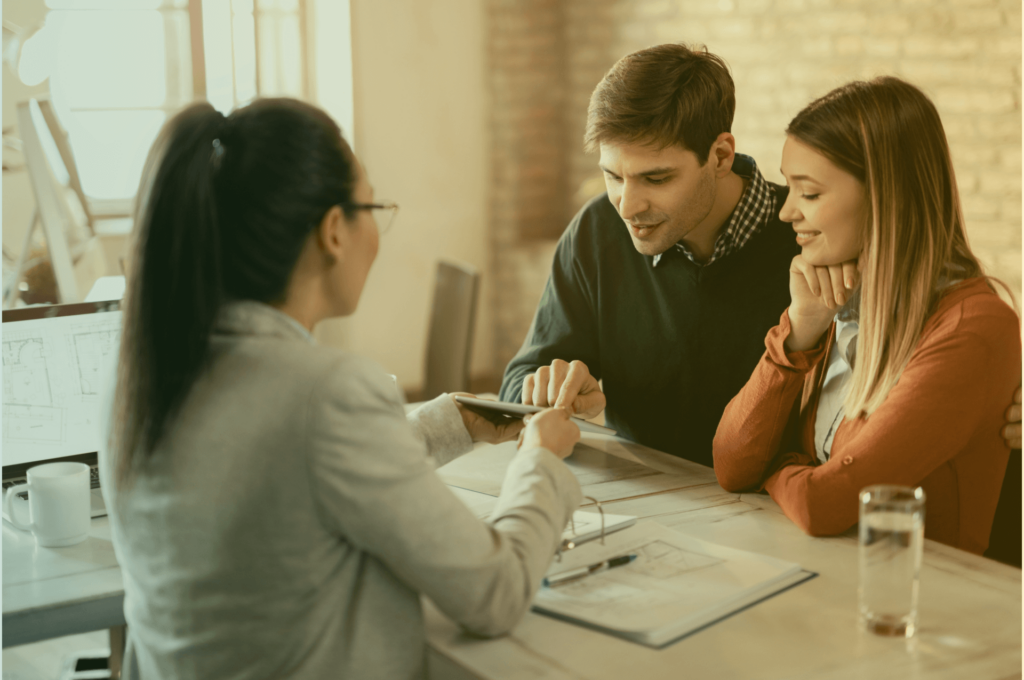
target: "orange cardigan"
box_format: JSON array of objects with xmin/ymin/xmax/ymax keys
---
[{"xmin": 713, "ymin": 278, "xmax": 1021, "ymax": 554}]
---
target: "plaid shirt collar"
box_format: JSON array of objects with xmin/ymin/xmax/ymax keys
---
[{"xmin": 652, "ymin": 154, "xmax": 775, "ymax": 268}]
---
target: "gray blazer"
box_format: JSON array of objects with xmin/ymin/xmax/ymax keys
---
[{"xmin": 99, "ymin": 301, "xmax": 582, "ymax": 680}]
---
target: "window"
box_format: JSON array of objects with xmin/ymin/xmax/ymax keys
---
[{"xmin": 18, "ymin": 0, "xmax": 307, "ymax": 201}]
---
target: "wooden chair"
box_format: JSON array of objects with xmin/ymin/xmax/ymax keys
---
[
  {"xmin": 422, "ymin": 260, "xmax": 480, "ymax": 400},
  {"xmin": 984, "ymin": 450, "xmax": 1021, "ymax": 568}
]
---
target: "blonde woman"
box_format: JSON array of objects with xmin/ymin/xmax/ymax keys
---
[{"xmin": 712, "ymin": 77, "xmax": 1020, "ymax": 555}]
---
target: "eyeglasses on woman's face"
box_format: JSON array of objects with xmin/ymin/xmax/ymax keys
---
[{"xmin": 342, "ymin": 201, "xmax": 399, "ymax": 234}]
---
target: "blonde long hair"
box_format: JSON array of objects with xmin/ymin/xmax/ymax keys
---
[{"xmin": 787, "ymin": 77, "xmax": 989, "ymax": 418}]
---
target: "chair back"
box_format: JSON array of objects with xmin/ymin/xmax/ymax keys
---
[
  {"xmin": 423, "ymin": 260, "xmax": 480, "ymax": 400},
  {"xmin": 984, "ymin": 449, "xmax": 1021, "ymax": 568}
]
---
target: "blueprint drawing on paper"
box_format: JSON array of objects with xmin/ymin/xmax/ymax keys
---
[{"xmin": 2, "ymin": 311, "xmax": 120, "ymax": 466}]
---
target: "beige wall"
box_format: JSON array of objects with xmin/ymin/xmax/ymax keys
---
[
  {"xmin": 322, "ymin": 0, "xmax": 494, "ymax": 391},
  {"xmin": 4, "ymin": 0, "xmax": 494, "ymax": 393},
  {"xmin": 3, "ymin": 0, "xmax": 51, "ymax": 259}
]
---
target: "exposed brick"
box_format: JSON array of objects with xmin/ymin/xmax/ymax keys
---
[
  {"xmin": 737, "ymin": 0, "xmax": 773, "ymax": 12},
  {"xmin": 962, "ymin": 194, "xmax": 1002, "ymax": 220},
  {"xmin": 952, "ymin": 8, "xmax": 1005, "ymax": 32},
  {"xmin": 1000, "ymin": 146, "xmax": 1022, "ymax": 171},
  {"xmin": 910, "ymin": 8, "xmax": 956, "ymax": 32},
  {"xmin": 813, "ymin": 10, "xmax": 869, "ymax": 32},
  {"xmin": 869, "ymin": 13, "xmax": 912, "ymax": 34},
  {"xmin": 486, "ymin": 0, "xmax": 1022, "ymax": 376},
  {"xmin": 967, "ymin": 222, "xmax": 1019, "ymax": 251},
  {"xmin": 835, "ymin": 36, "xmax": 864, "ymax": 56},
  {"xmin": 980, "ymin": 172, "xmax": 1022, "ymax": 194},
  {"xmin": 986, "ymin": 36, "xmax": 1023, "ymax": 58},
  {"xmin": 654, "ymin": 20, "xmax": 712, "ymax": 43},
  {"xmin": 975, "ymin": 117, "xmax": 1021, "ymax": 140},
  {"xmin": 709, "ymin": 17, "xmax": 757, "ymax": 39},
  {"xmin": 935, "ymin": 88, "xmax": 1017, "ymax": 114},
  {"xmin": 941, "ymin": 117, "xmax": 977, "ymax": 140},
  {"xmin": 774, "ymin": 0, "xmax": 810, "ymax": 11},
  {"xmin": 634, "ymin": 0, "xmax": 676, "ymax": 20},
  {"xmin": 904, "ymin": 36, "xmax": 981, "ymax": 58},
  {"xmin": 955, "ymin": 172, "xmax": 979, "ymax": 193},
  {"xmin": 667, "ymin": 0, "xmax": 739, "ymax": 15},
  {"xmin": 899, "ymin": 60, "xmax": 1018, "ymax": 87},
  {"xmin": 1000, "ymin": 197, "xmax": 1022, "ymax": 221},
  {"xmin": 860, "ymin": 38, "xmax": 898, "ymax": 58}
]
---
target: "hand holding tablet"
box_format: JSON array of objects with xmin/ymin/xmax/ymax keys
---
[{"xmin": 453, "ymin": 396, "xmax": 617, "ymax": 436}]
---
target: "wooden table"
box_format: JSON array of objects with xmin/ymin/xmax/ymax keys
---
[{"xmin": 428, "ymin": 434, "xmax": 1023, "ymax": 680}]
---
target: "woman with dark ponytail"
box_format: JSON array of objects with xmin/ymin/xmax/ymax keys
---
[{"xmin": 100, "ymin": 99, "xmax": 584, "ymax": 679}]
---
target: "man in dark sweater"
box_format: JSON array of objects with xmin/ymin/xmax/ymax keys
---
[{"xmin": 498, "ymin": 43, "xmax": 1022, "ymax": 466}]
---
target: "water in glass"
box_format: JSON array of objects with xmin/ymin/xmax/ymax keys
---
[{"xmin": 859, "ymin": 509, "xmax": 923, "ymax": 637}]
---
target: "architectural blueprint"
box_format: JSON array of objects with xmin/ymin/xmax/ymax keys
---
[{"xmin": 2, "ymin": 310, "xmax": 120, "ymax": 466}]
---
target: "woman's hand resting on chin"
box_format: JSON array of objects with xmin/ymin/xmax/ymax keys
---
[{"xmin": 785, "ymin": 254, "xmax": 861, "ymax": 353}]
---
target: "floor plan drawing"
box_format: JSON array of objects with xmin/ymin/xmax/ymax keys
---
[
  {"xmin": 2, "ymin": 310, "xmax": 120, "ymax": 466},
  {"xmin": 3, "ymin": 337, "xmax": 53, "ymax": 407},
  {"xmin": 3, "ymin": 335, "xmax": 65, "ymax": 448},
  {"xmin": 73, "ymin": 329, "xmax": 120, "ymax": 396}
]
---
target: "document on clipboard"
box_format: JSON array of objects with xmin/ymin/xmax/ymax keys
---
[{"xmin": 533, "ymin": 520, "xmax": 815, "ymax": 648}]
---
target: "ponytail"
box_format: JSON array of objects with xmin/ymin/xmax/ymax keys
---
[
  {"xmin": 113, "ymin": 99, "xmax": 356, "ymax": 487},
  {"xmin": 113, "ymin": 103, "xmax": 226, "ymax": 487}
]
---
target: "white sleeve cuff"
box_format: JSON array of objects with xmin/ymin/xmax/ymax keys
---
[{"xmin": 406, "ymin": 394, "xmax": 474, "ymax": 467}]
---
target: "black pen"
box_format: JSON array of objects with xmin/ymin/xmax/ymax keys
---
[{"xmin": 543, "ymin": 553, "xmax": 638, "ymax": 587}]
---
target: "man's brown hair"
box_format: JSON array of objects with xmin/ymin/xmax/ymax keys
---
[{"xmin": 584, "ymin": 43, "xmax": 735, "ymax": 165}]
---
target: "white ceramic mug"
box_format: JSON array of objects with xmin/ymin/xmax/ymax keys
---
[{"xmin": 4, "ymin": 462, "xmax": 91, "ymax": 547}]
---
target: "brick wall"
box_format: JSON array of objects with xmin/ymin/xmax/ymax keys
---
[
  {"xmin": 488, "ymin": 0, "xmax": 573, "ymax": 366},
  {"xmin": 489, "ymin": 0, "xmax": 1022, "ymax": 373}
]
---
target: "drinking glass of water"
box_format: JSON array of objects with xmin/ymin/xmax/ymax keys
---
[{"xmin": 858, "ymin": 485, "xmax": 925, "ymax": 638}]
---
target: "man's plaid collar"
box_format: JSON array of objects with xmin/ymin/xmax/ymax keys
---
[{"xmin": 652, "ymin": 154, "xmax": 776, "ymax": 268}]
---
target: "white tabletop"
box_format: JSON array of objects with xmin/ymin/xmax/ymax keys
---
[
  {"xmin": 4, "ymin": 431, "xmax": 1020, "ymax": 679},
  {"xmin": 426, "ymin": 434, "xmax": 1023, "ymax": 680},
  {"xmin": 3, "ymin": 513, "xmax": 124, "ymax": 647}
]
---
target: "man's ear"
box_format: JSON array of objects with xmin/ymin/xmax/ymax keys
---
[
  {"xmin": 316, "ymin": 205, "xmax": 347, "ymax": 262},
  {"xmin": 710, "ymin": 132, "xmax": 737, "ymax": 176}
]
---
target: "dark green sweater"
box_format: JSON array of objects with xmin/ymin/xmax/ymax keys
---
[{"xmin": 500, "ymin": 184, "xmax": 800, "ymax": 467}]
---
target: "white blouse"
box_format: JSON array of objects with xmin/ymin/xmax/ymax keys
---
[{"xmin": 813, "ymin": 316, "xmax": 859, "ymax": 464}]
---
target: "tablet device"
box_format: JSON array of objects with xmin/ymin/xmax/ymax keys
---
[{"xmin": 453, "ymin": 396, "xmax": 617, "ymax": 436}]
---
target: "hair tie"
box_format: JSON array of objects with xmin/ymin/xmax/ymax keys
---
[{"xmin": 210, "ymin": 138, "xmax": 226, "ymax": 171}]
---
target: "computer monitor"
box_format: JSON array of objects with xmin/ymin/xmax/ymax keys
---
[{"xmin": 2, "ymin": 301, "xmax": 121, "ymax": 518}]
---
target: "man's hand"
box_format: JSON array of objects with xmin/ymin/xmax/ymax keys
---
[
  {"xmin": 451, "ymin": 393, "xmax": 525, "ymax": 444},
  {"xmin": 785, "ymin": 254, "xmax": 860, "ymax": 353},
  {"xmin": 521, "ymin": 359, "xmax": 606, "ymax": 420},
  {"xmin": 1003, "ymin": 385, "xmax": 1022, "ymax": 450}
]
